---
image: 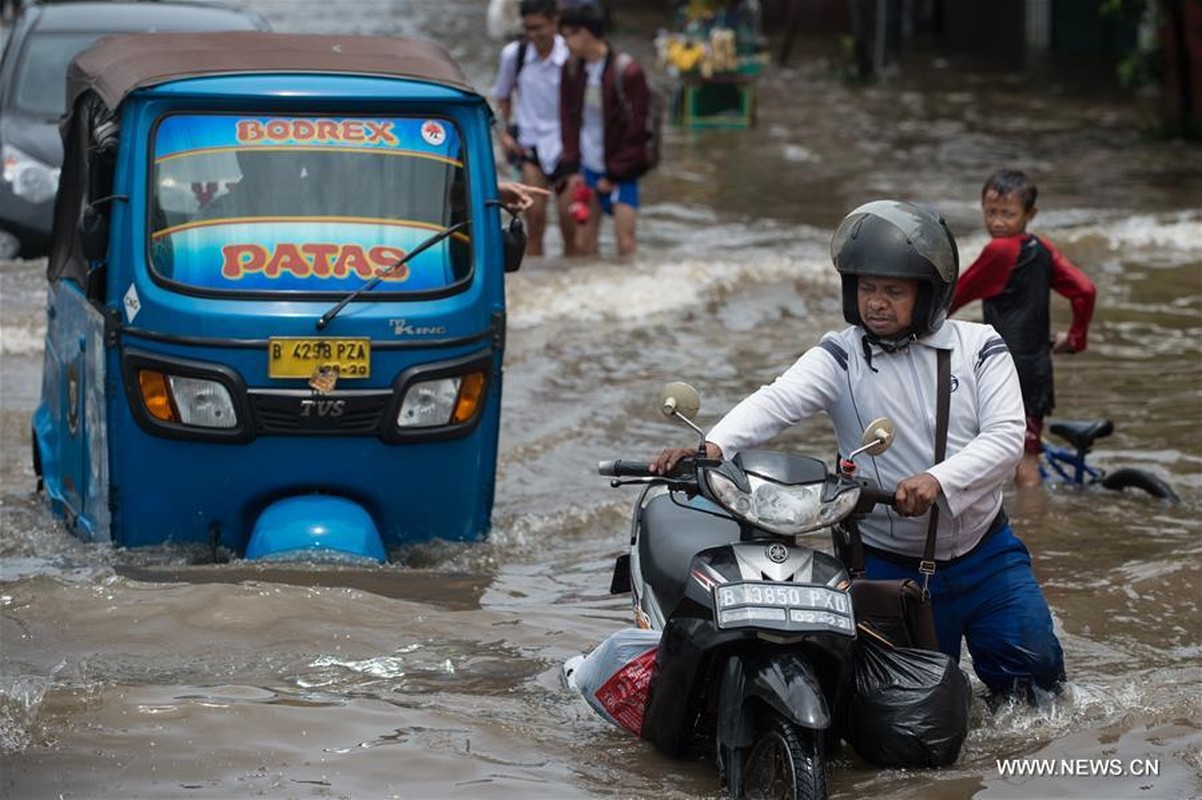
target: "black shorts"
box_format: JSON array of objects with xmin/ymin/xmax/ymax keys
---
[
  {"xmin": 508, "ymin": 145, "xmax": 566, "ymax": 181},
  {"xmin": 1013, "ymin": 353, "xmax": 1055, "ymax": 420}
]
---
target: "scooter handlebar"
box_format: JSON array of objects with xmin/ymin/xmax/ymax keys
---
[
  {"xmin": 854, "ymin": 482, "xmax": 897, "ymax": 513},
  {"xmin": 597, "ymin": 459, "xmax": 655, "ymax": 477}
]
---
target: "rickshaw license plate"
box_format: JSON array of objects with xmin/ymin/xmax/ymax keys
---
[{"xmin": 269, "ymin": 338, "xmax": 371, "ymax": 379}]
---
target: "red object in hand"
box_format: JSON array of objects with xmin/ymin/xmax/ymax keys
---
[{"xmin": 569, "ymin": 184, "xmax": 593, "ymax": 224}]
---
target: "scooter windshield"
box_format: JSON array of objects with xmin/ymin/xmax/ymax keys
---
[{"xmin": 148, "ymin": 114, "xmax": 471, "ymax": 295}]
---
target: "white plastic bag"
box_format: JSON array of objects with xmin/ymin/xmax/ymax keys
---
[{"xmin": 564, "ymin": 628, "xmax": 661, "ymax": 736}]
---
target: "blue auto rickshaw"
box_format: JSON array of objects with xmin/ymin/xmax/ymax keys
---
[{"xmin": 32, "ymin": 32, "xmax": 524, "ymax": 562}]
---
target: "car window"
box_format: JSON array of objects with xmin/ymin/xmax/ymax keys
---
[
  {"xmin": 149, "ymin": 114, "xmax": 471, "ymax": 294},
  {"xmin": 14, "ymin": 32, "xmax": 107, "ymax": 116}
]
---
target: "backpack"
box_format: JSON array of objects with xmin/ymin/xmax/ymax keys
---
[{"xmin": 613, "ymin": 52, "xmax": 664, "ymax": 175}]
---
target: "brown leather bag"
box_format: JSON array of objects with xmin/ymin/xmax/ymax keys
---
[{"xmin": 848, "ymin": 578, "xmax": 938, "ymax": 650}]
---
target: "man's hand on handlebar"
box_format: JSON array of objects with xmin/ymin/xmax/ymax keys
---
[
  {"xmin": 651, "ymin": 442, "xmax": 723, "ymax": 475},
  {"xmin": 894, "ymin": 472, "xmax": 942, "ymax": 517}
]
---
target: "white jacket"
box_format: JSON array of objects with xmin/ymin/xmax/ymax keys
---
[{"xmin": 706, "ymin": 320, "xmax": 1025, "ymax": 560}]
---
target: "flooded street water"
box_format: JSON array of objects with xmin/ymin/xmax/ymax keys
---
[{"xmin": 2, "ymin": 1, "xmax": 1200, "ymax": 798}]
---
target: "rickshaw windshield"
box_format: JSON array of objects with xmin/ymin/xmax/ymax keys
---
[{"xmin": 149, "ymin": 114, "xmax": 471, "ymax": 295}]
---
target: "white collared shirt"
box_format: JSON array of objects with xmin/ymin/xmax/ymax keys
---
[
  {"xmin": 706, "ymin": 320, "xmax": 1025, "ymax": 560},
  {"xmin": 492, "ymin": 35, "xmax": 570, "ymax": 176}
]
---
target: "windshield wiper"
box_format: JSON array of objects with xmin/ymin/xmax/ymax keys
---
[{"xmin": 316, "ymin": 219, "xmax": 471, "ymax": 331}]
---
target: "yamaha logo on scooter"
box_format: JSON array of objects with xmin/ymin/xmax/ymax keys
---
[{"xmin": 765, "ymin": 542, "xmax": 789, "ymax": 564}]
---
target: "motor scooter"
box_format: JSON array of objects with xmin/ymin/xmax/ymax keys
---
[{"xmin": 595, "ymin": 383, "xmax": 897, "ymax": 799}]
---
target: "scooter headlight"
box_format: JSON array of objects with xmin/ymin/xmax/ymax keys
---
[
  {"xmin": 708, "ymin": 471, "xmax": 754, "ymax": 517},
  {"xmin": 396, "ymin": 371, "xmax": 485, "ymax": 428},
  {"xmin": 708, "ymin": 471, "xmax": 859, "ymax": 535},
  {"xmin": 2, "ymin": 144, "xmax": 60, "ymax": 204},
  {"xmin": 137, "ymin": 370, "xmax": 238, "ymax": 429}
]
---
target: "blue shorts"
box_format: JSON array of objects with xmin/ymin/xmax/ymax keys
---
[
  {"xmin": 582, "ymin": 167, "xmax": 639, "ymax": 215},
  {"xmin": 863, "ymin": 524, "xmax": 1066, "ymax": 695}
]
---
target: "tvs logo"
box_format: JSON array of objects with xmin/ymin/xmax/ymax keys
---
[
  {"xmin": 420, "ymin": 120, "xmax": 446, "ymax": 146},
  {"xmin": 299, "ymin": 399, "xmax": 345, "ymax": 418},
  {"xmin": 765, "ymin": 543, "xmax": 789, "ymax": 564}
]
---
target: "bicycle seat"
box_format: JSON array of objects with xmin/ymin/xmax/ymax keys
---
[{"xmin": 1048, "ymin": 419, "xmax": 1113, "ymax": 452}]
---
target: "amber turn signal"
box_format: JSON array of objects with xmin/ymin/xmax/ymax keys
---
[
  {"xmin": 138, "ymin": 369, "xmax": 178, "ymax": 422},
  {"xmin": 451, "ymin": 371, "xmax": 486, "ymax": 424}
]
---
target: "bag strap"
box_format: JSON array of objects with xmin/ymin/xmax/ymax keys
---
[
  {"xmin": 612, "ymin": 51, "xmax": 633, "ymax": 119},
  {"xmin": 919, "ymin": 347, "xmax": 951, "ymax": 598},
  {"xmin": 514, "ymin": 39, "xmax": 529, "ymax": 84},
  {"xmin": 847, "ymin": 517, "xmax": 866, "ymax": 577}
]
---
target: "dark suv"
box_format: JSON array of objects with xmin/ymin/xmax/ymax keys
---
[{"xmin": 0, "ymin": 1, "xmax": 268, "ymax": 258}]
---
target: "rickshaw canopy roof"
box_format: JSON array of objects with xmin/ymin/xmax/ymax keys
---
[{"xmin": 66, "ymin": 31, "xmax": 479, "ymax": 111}]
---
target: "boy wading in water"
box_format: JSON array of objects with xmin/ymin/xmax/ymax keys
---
[{"xmin": 951, "ymin": 169, "xmax": 1097, "ymax": 488}]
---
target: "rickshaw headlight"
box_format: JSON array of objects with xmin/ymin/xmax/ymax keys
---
[
  {"xmin": 397, "ymin": 370, "xmax": 487, "ymax": 428},
  {"xmin": 397, "ymin": 376, "xmax": 460, "ymax": 427},
  {"xmin": 168, "ymin": 375, "xmax": 237, "ymax": 428},
  {"xmin": 2, "ymin": 144, "xmax": 60, "ymax": 204},
  {"xmin": 136, "ymin": 370, "xmax": 237, "ymax": 429}
]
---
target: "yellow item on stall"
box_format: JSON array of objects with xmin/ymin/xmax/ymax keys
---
[{"xmin": 667, "ymin": 39, "xmax": 706, "ymax": 72}]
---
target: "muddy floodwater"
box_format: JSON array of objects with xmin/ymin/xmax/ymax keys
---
[{"xmin": 2, "ymin": 2, "xmax": 1200, "ymax": 798}]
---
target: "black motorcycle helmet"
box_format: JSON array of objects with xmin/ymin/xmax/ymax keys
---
[{"xmin": 831, "ymin": 200, "xmax": 959, "ymax": 347}]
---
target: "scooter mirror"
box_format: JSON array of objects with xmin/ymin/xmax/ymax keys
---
[
  {"xmin": 660, "ymin": 382, "xmax": 701, "ymax": 420},
  {"xmin": 859, "ymin": 417, "xmax": 896, "ymax": 456}
]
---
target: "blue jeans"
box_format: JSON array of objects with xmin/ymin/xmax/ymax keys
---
[{"xmin": 864, "ymin": 524, "xmax": 1066, "ymax": 695}]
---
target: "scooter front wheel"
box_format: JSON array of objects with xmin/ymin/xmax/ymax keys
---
[{"xmin": 740, "ymin": 714, "xmax": 826, "ymax": 800}]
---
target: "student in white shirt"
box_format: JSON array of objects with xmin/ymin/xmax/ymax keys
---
[{"xmin": 491, "ymin": 0, "xmax": 575, "ymax": 256}]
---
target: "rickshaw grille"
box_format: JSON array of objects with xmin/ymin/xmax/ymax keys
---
[{"xmin": 250, "ymin": 391, "xmax": 391, "ymax": 435}]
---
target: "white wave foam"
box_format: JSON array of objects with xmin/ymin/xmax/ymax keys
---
[
  {"xmin": 1093, "ymin": 212, "xmax": 1202, "ymax": 251},
  {"xmin": 506, "ymin": 248, "xmax": 831, "ymax": 330},
  {"xmin": 1044, "ymin": 210, "xmax": 1202, "ymax": 252},
  {"xmin": 0, "ymin": 323, "xmax": 45, "ymax": 356}
]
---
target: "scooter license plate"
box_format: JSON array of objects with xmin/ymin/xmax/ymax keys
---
[
  {"xmin": 713, "ymin": 581, "xmax": 855, "ymax": 636},
  {"xmin": 269, "ymin": 338, "xmax": 370, "ymax": 380}
]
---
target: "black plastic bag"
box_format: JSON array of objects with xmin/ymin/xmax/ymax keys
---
[{"xmin": 846, "ymin": 632, "xmax": 971, "ymax": 768}]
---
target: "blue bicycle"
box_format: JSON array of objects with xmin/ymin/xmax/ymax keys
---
[{"xmin": 1042, "ymin": 419, "xmax": 1178, "ymax": 502}]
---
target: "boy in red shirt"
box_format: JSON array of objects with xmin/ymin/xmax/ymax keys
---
[{"xmin": 951, "ymin": 169, "xmax": 1096, "ymax": 488}]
